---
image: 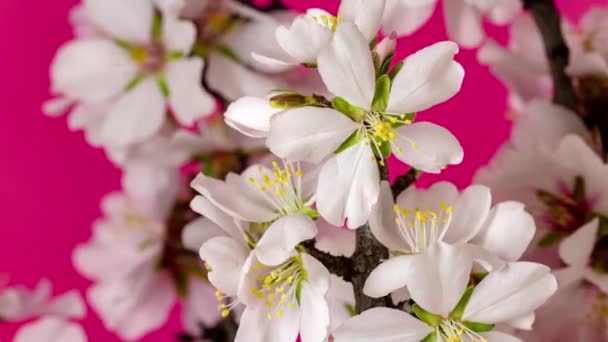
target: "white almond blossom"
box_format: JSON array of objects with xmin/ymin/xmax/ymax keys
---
[
  {"xmin": 73, "ymin": 191, "xmax": 220, "ymax": 340},
  {"xmin": 0, "ymin": 280, "xmax": 87, "ymax": 342},
  {"xmin": 565, "ymin": 6, "xmax": 608, "ymax": 77},
  {"xmin": 383, "ymin": 0, "xmax": 522, "ymax": 48},
  {"xmin": 252, "ymin": 0, "xmax": 387, "ymax": 69},
  {"xmin": 227, "ymin": 23, "xmax": 464, "ymax": 228},
  {"xmin": 334, "ymin": 261, "xmax": 557, "ymax": 342},
  {"xmin": 364, "ymin": 181, "xmax": 536, "ymax": 300},
  {"xmin": 47, "ymin": 0, "xmax": 215, "ymax": 148}
]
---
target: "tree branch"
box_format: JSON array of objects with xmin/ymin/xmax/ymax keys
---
[
  {"xmin": 391, "ymin": 168, "xmax": 420, "ymax": 200},
  {"xmin": 523, "ymin": 0, "xmax": 577, "ymax": 111},
  {"xmin": 303, "ymin": 240, "xmax": 354, "ymax": 280},
  {"xmin": 177, "ymin": 317, "xmax": 238, "ymax": 342}
]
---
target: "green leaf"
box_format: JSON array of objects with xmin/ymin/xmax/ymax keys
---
[
  {"xmin": 413, "ymin": 304, "xmax": 442, "ymax": 327},
  {"xmin": 537, "ymin": 231, "xmax": 567, "ymax": 248},
  {"xmin": 372, "ymin": 75, "xmax": 391, "ymax": 112},
  {"xmin": 332, "ymin": 97, "xmax": 366, "ymax": 122},
  {"xmin": 449, "ymin": 286, "xmax": 474, "ymax": 320},
  {"xmin": 157, "ymin": 75, "xmax": 170, "ymax": 97},
  {"xmin": 463, "ymin": 321, "xmax": 495, "ymax": 333},
  {"xmin": 420, "ymin": 332, "xmax": 437, "ymax": 342},
  {"xmin": 388, "ymin": 60, "xmax": 404, "ymax": 81},
  {"xmin": 334, "ymin": 131, "xmax": 362, "ymax": 154}
]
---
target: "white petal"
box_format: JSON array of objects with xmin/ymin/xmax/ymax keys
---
[
  {"xmin": 332, "ymin": 308, "xmax": 433, "ymax": 342},
  {"xmin": 559, "ymin": 218, "xmax": 598, "ymax": 266},
  {"xmin": 369, "ymin": 181, "xmax": 409, "ymax": 251},
  {"xmin": 190, "ymin": 172, "xmax": 278, "ymax": 223},
  {"xmin": 443, "ymin": 185, "xmax": 491, "ymax": 244},
  {"xmin": 327, "ymin": 275, "xmax": 355, "ymax": 331},
  {"xmin": 481, "ymin": 331, "xmax": 522, "ymax": 342},
  {"xmin": 407, "ymin": 242, "xmax": 472, "ymax": 316},
  {"xmin": 553, "ymin": 265, "xmax": 585, "ymax": 289},
  {"xmin": 316, "ymin": 141, "xmax": 380, "ymax": 229},
  {"xmin": 506, "ymin": 312, "xmax": 535, "ymax": 330},
  {"xmin": 314, "ymin": 218, "xmax": 356, "ymax": 257},
  {"xmin": 473, "ymin": 202, "xmax": 536, "ymax": 262},
  {"xmin": 393, "ymin": 122, "xmax": 463, "ymax": 173},
  {"xmin": 200, "ymin": 236, "xmax": 249, "ymax": 296},
  {"xmin": 189, "ymin": 195, "xmax": 244, "ymax": 241},
  {"xmin": 276, "ymin": 15, "xmax": 332, "ymax": 64},
  {"xmin": 45, "ymin": 290, "xmax": 87, "ymax": 319},
  {"xmin": 396, "ymin": 181, "xmax": 459, "ymax": 214},
  {"xmin": 182, "ymin": 279, "xmax": 222, "ymax": 333},
  {"xmin": 299, "ymin": 283, "xmax": 331, "ymax": 342},
  {"xmin": 50, "ymin": 39, "xmax": 136, "ymax": 103},
  {"xmin": 443, "ymin": 0, "xmax": 484, "ymax": 48},
  {"xmin": 382, "ymin": 0, "xmax": 435, "ymax": 36},
  {"xmin": 14, "ymin": 317, "xmax": 87, "ymax": 342},
  {"xmin": 254, "ymin": 214, "xmax": 318, "ymax": 266},
  {"xmin": 302, "ymin": 253, "xmax": 331, "ymax": 294},
  {"xmin": 161, "ymin": 16, "xmax": 196, "ymax": 54},
  {"xmin": 166, "ymin": 58, "xmax": 215, "ymax": 125},
  {"xmin": 317, "ymin": 22, "xmax": 375, "ymax": 108},
  {"xmin": 99, "ymin": 78, "xmax": 166, "ymax": 147},
  {"xmin": 388, "ymin": 41, "xmax": 464, "ymax": 113},
  {"xmin": 84, "ymin": 0, "xmax": 153, "ymax": 44},
  {"xmin": 364, "ymin": 255, "xmax": 417, "ymax": 298},
  {"xmin": 462, "ymin": 262, "xmax": 558, "ymax": 324},
  {"xmin": 181, "ymin": 217, "xmax": 226, "ymax": 252},
  {"xmin": 225, "ymin": 96, "xmax": 282, "ymax": 138},
  {"xmin": 267, "ymin": 107, "xmax": 358, "ymax": 164},
  {"xmin": 584, "ymin": 269, "xmax": 608, "ymax": 294},
  {"xmin": 338, "ymin": 0, "xmax": 386, "ymax": 41},
  {"xmin": 487, "ymin": 0, "xmax": 522, "ymax": 25}
]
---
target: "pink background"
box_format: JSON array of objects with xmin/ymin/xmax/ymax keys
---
[{"xmin": 0, "ymin": 0, "xmax": 601, "ymax": 340}]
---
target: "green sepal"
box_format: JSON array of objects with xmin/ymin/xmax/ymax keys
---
[
  {"xmin": 302, "ymin": 62, "xmax": 318, "ymax": 68},
  {"xmin": 372, "ymin": 75, "xmax": 391, "ymax": 112},
  {"xmin": 345, "ymin": 303, "xmax": 357, "ymax": 317},
  {"xmin": 463, "ymin": 321, "xmax": 495, "ymax": 333},
  {"xmin": 167, "ymin": 51, "xmax": 185, "ymax": 61},
  {"xmin": 115, "ymin": 39, "xmax": 132, "ymax": 51},
  {"xmin": 537, "ymin": 231, "xmax": 567, "ymax": 248},
  {"xmin": 375, "ymin": 139, "xmax": 392, "ymax": 159},
  {"xmin": 270, "ymin": 93, "xmax": 309, "ymax": 109},
  {"xmin": 295, "ymin": 278, "xmax": 303, "ymax": 305},
  {"xmin": 390, "ymin": 112, "xmax": 417, "ymax": 128},
  {"xmin": 413, "ymin": 304, "xmax": 442, "ymax": 327},
  {"xmin": 125, "ymin": 74, "xmax": 145, "ymax": 92},
  {"xmin": 420, "ymin": 332, "xmax": 438, "ymax": 342},
  {"xmin": 216, "ymin": 43, "xmax": 241, "ymax": 63},
  {"xmin": 332, "ymin": 97, "xmax": 366, "ymax": 122},
  {"xmin": 388, "ymin": 60, "xmax": 404, "ymax": 81},
  {"xmin": 598, "ymin": 215, "xmax": 608, "ymax": 238},
  {"xmin": 334, "ymin": 131, "xmax": 362, "ymax": 154},
  {"xmin": 192, "ymin": 44, "xmax": 209, "ymax": 58},
  {"xmin": 157, "ymin": 75, "xmax": 170, "ymax": 97},
  {"xmin": 372, "ymin": 51, "xmax": 382, "ymax": 74},
  {"xmin": 369, "ymin": 36, "xmax": 378, "ymax": 49},
  {"xmin": 152, "ymin": 14, "xmax": 163, "ymax": 41},
  {"xmin": 377, "ymin": 53, "xmax": 394, "ymax": 77},
  {"xmin": 471, "ymin": 272, "xmax": 489, "ymax": 285},
  {"xmin": 573, "ymin": 175, "xmax": 586, "ymax": 203},
  {"xmin": 449, "ymin": 286, "xmax": 474, "ymax": 321},
  {"xmin": 302, "ymin": 207, "xmax": 320, "ymax": 220}
]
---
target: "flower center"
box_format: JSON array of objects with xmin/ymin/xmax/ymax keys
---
[
  {"xmin": 537, "ymin": 176, "xmax": 592, "ymax": 233},
  {"xmin": 129, "ymin": 43, "xmax": 166, "ymax": 74},
  {"xmin": 249, "ymin": 255, "xmax": 307, "ymax": 320},
  {"xmin": 438, "ymin": 319, "xmax": 488, "ymax": 342},
  {"xmin": 392, "ymin": 202, "xmax": 453, "ymax": 253},
  {"xmin": 359, "ymin": 111, "xmax": 415, "ymax": 165},
  {"xmin": 308, "ymin": 10, "xmax": 342, "ymax": 32},
  {"xmin": 248, "ymin": 161, "xmax": 307, "ymax": 217}
]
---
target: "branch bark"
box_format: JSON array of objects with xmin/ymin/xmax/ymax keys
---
[{"xmin": 523, "ymin": 0, "xmax": 578, "ymax": 111}]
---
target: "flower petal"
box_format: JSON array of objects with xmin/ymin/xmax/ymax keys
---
[
  {"xmin": 364, "ymin": 255, "xmax": 417, "ymax": 298},
  {"xmin": 276, "ymin": 15, "xmax": 332, "ymax": 64},
  {"xmin": 299, "ymin": 283, "xmax": 331, "ymax": 342},
  {"xmin": 84, "ymin": 0, "xmax": 153, "ymax": 44},
  {"xmin": 317, "ymin": 22, "xmax": 376, "ymax": 108},
  {"xmin": 382, "ymin": 0, "xmax": 436, "ymax": 36},
  {"xmin": 393, "ymin": 122, "xmax": 463, "ymax": 173},
  {"xmin": 443, "ymin": 185, "xmax": 491, "ymax": 244},
  {"xmin": 14, "ymin": 317, "xmax": 87, "ymax": 342},
  {"xmin": 462, "ymin": 262, "xmax": 558, "ymax": 324},
  {"xmin": 316, "ymin": 141, "xmax": 380, "ymax": 229},
  {"xmin": 182, "ymin": 279, "xmax": 222, "ymax": 333},
  {"xmin": 443, "ymin": 0, "xmax": 484, "ymax": 48},
  {"xmin": 254, "ymin": 214, "xmax": 318, "ymax": 266},
  {"xmin": 559, "ymin": 218, "xmax": 598, "ymax": 267},
  {"xmin": 481, "ymin": 331, "xmax": 522, "ymax": 342},
  {"xmin": 369, "ymin": 181, "xmax": 409, "ymax": 251},
  {"xmin": 45, "ymin": 290, "xmax": 87, "ymax": 320},
  {"xmin": 200, "ymin": 236, "xmax": 249, "ymax": 296},
  {"xmin": 161, "ymin": 15, "xmax": 196, "ymax": 54},
  {"xmin": 99, "ymin": 78, "xmax": 166, "ymax": 147},
  {"xmin": 225, "ymin": 96, "xmax": 282, "ymax": 138},
  {"xmin": 302, "ymin": 253, "xmax": 331, "ymax": 294},
  {"xmin": 387, "ymin": 41, "xmax": 464, "ymax": 113},
  {"xmin": 181, "ymin": 217, "xmax": 226, "ymax": 252},
  {"xmin": 314, "ymin": 218, "xmax": 356, "ymax": 257},
  {"xmin": 407, "ymin": 242, "xmax": 472, "ymax": 316},
  {"xmin": 338, "ymin": 0, "xmax": 386, "ymax": 41},
  {"xmin": 267, "ymin": 107, "xmax": 358, "ymax": 164},
  {"xmin": 584, "ymin": 269, "xmax": 608, "ymax": 294},
  {"xmin": 50, "ymin": 39, "xmax": 136, "ymax": 103},
  {"xmin": 189, "ymin": 195, "xmax": 244, "ymax": 241},
  {"xmin": 166, "ymin": 58, "xmax": 215, "ymax": 125},
  {"xmin": 473, "ymin": 202, "xmax": 536, "ymax": 262},
  {"xmin": 332, "ymin": 308, "xmax": 433, "ymax": 342}
]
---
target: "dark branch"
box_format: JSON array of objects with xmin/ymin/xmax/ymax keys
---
[
  {"xmin": 177, "ymin": 318, "xmax": 238, "ymax": 342},
  {"xmin": 391, "ymin": 168, "xmax": 420, "ymax": 200},
  {"xmin": 523, "ymin": 0, "xmax": 578, "ymax": 111},
  {"xmin": 304, "ymin": 240, "xmax": 354, "ymax": 280},
  {"xmin": 235, "ymin": 0, "xmax": 288, "ymax": 12}
]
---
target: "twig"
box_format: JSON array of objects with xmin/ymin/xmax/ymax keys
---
[
  {"xmin": 234, "ymin": 0, "xmax": 288, "ymax": 12},
  {"xmin": 303, "ymin": 240, "xmax": 354, "ymax": 280},
  {"xmin": 177, "ymin": 318, "xmax": 238, "ymax": 342},
  {"xmin": 391, "ymin": 168, "xmax": 420, "ymax": 200},
  {"xmin": 523, "ymin": 0, "xmax": 578, "ymax": 111}
]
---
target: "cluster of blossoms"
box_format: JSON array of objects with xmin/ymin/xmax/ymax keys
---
[{"xmin": 15, "ymin": 0, "xmax": 607, "ymax": 341}]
